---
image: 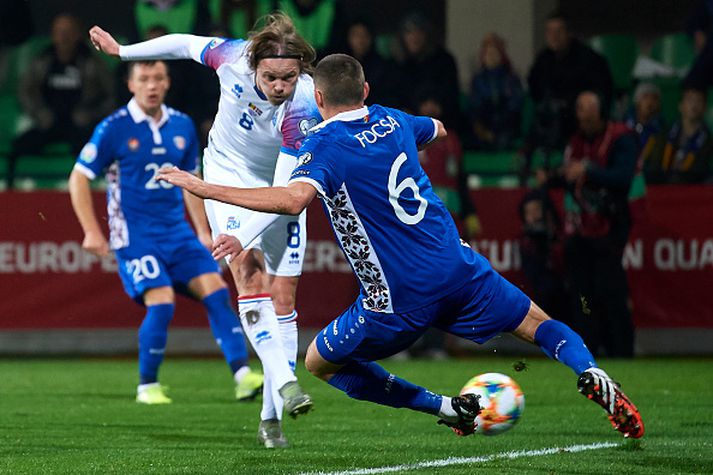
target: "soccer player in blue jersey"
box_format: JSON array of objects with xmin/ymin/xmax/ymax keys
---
[
  {"xmin": 68, "ymin": 60, "xmax": 263, "ymax": 405},
  {"xmin": 158, "ymin": 54, "xmax": 645, "ymax": 439}
]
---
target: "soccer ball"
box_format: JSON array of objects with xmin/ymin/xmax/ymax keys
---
[{"xmin": 460, "ymin": 372, "xmax": 525, "ymax": 436}]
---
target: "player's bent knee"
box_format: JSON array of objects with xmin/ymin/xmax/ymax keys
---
[
  {"xmin": 510, "ymin": 300, "xmax": 551, "ymax": 344},
  {"xmin": 305, "ymin": 340, "xmax": 342, "ymax": 381},
  {"xmin": 143, "ymin": 286, "xmax": 175, "ymax": 306}
]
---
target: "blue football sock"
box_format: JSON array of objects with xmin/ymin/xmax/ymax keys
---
[
  {"xmin": 535, "ymin": 319, "xmax": 598, "ymax": 375},
  {"xmin": 203, "ymin": 288, "xmax": 248, "ymax": 373},
  {"xmin": 138, "ymin": 303, "xmax": 174, "ymax": 385},
  {"xmin": 328, "ymin": 362, "xmax": 442, "ymax": 415}
]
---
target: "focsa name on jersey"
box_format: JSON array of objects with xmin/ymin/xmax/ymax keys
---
[{"xmin": 353, "ymin": 115, "xmax": 401, "ymax": 148}]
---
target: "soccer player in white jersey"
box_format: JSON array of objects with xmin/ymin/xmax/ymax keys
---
[
  {"xmin": 158, "ymin": 54, "xmax": 645, "ymax": 439},
  {"xmin": 68, "ymin": 60, "xmax": 263, "ymax": 405},
  {"xmin": 88, "ymin": 14, "xmax": 316, "ymax": 447}
]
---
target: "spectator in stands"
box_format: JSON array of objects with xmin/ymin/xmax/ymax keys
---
[
  {"xmin": 394, "ymin": 13, "xmax": 461, "ymax": 129},
  {"xmin": 684, "ymin": 0, "xmax": 713, "ymax": 90},
  {"xmin": 115, "ymin": 24, "xmax": 219, "ymax": 149},
  {"xmin": 518, "ymin": 189, "xmax": 567, "ymax": 322},
  {"xmin": 6, "ymin": 13, "xmax": 113, "ymax": 189},
  {"xmin": 522, "ymin": 11, "xmax": 613, "ymax": 184},
  {"xmin": 539, "ymin": 91, "xmax": 637, "ymax": 357},
  {"xmin": 625, "ymin": 83, "xmax": 665, "ymax": 150},
  {"xmin": 468, "ymin": 32, "xmax": 523, "ymax": 151},
  {"xmin": 323, "ymin": 19, "xmax": 398, "ymax": 107},
  {"xmin": 644, "ymin": 87, "xmax": 713, "ymax": 184}
]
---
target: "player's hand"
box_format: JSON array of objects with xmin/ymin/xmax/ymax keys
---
[
  {"xmin": 88, "ymin": 26, "xmax": 120, "ymax": 57},
  {"xmin": 82, "ymin": 230, "xmax": 110, "ymax": 257},
  {"xmin": 212, "ymin": 234, "xmax": 244, "ymax": 261},
  {"xmin": 157, "ymin": 166, "xmax": 208, "ymax": 197}
]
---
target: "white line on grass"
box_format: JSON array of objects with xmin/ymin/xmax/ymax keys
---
[{"xmin": 300, "ymin": 441, "xmax": 621, "ymax": 475}]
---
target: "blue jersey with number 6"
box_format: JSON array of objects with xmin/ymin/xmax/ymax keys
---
[
  {"xmin": 289, "ymin": 104, "xmax": 491, "ymax": 313},
  {"xmin": 74, "ymin": 99, "xmax": 200, "ymax": 250}
]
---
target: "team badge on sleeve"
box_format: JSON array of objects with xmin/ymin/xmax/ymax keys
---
[
  {"xmin": 173, "ymin": 136, "xmax": 186, "ymax": 150},
  {"xmin": 79, "ymin": 143, "xmax": 97, "ymax": 163},
  {"xmin": 299, "ymin": 118, "xmax": 319, "ymax": 136},
  {"xmin": 297, "ymin": 152, "xmax": 313, "ymax": 166}
]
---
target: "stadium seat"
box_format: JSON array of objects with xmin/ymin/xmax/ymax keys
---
[
  {"xmin": 463, "ymin": 151, "xmax": 518, "ymax": 176},
  {"xmin": 278, "ymin": 0, "xmax": 336, "ymax": 51},
  {"xmin": 650, "ymin": 33, "xmax": 696, "ymax": 72},
  {"xmin": 135, "ymin": 0, "xmax": 198, "ymax": 36},
  {"xmin": 0, "ymin": 94, "xmax": 20, "ymax": 154},
  {"xmin": 207, "ymin": 0, "xmax": 274, "ymax": 38},
  {"xmin": 589, "ymin": 34, "xmax": 639, "ymax": 91},
  {"xmin": 520, "ymin": 94, "xmax": 534, "ymax": 138}
]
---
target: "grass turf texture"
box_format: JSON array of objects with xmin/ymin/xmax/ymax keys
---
[{"xmin": 1, "ymin": 357, "xmax": 712, "ymax": 474}]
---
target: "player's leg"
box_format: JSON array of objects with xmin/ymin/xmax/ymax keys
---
[
  {"xmin": 259, "ymin": 275, "xmax": 299, "ymax": 424},
  {"xmin": 257, "ymin": 213, "xmax": 311, "ymax": 428},
  {"xmin": 137, "ymin": 286, "xmax": 175, "ymax": 404},
  {"xmin": 304, "ymin": 300, "xmax": 481, "ymax": 435},
  {"xmin": 511, "ymin": 300, "xmax": 644, "ymax": 438},
  {"xmin": 204, "ymin": 198, "xmax": 300, "ymax": 405},
  {"xmin": 187, "ymin": 271, "xmax": 263, "ymax": 401},
  {"xmin": 115, "ymin": 248, "xmax": 175, "ymax": 404},
  {"xmin": 228, "ymin": 252, "xmax": 310, "ymax": 416},
  {"xmin": 444, "ymin": 254, "xmax": 643, "ymax": 439}
]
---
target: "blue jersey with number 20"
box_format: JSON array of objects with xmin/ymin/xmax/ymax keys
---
[{"xmin": 289, "ymin": 104, "xmax": 491, "ymax": 313}]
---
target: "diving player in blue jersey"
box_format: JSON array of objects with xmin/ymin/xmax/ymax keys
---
[
  {"xmin": 68, "ymin": 60, "xmax": 263, "ymax": 405},
  {"xmin": 158, "ymin": 54, "xmax": 645, "ymax": 439}
]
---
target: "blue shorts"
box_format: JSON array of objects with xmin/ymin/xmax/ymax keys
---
[
  {"xmin": 115, "ymin": 228, "xmax": 219, "ymax": 305},
  {"xmin": 315, "ymin": 265, "xmax": 531, "ymax": 365}
]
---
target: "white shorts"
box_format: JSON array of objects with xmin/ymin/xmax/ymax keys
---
[{"xmin": 203, "ymin": 161, "xmax": 306, "ymax": 277}]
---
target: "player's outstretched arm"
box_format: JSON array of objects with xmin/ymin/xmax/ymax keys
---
[
  {"xmin": 90, "ymin": 26, "xmax": 212, "ymax": 63},
  {"xmin": 68, "ymin": 169, "xmax": 110, "ymax": 257},
  {"xmin": 156, "ymin": 167, "xmax": 316, "ymax": 215}
]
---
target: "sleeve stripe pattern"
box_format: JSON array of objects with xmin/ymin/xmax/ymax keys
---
[
  {"xmin": 425, "ymin": 118, "xmax": 439, "ymax": 144},
  {"xmin": 73, "ymin": 162, "xmax": 97, "ymax": 180},
  {"xmin": 289, "ymin": 176, "xmax": 326, "ymax": 197}
]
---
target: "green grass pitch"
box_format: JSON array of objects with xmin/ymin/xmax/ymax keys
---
[{"xmin": 1, "ymin": 357, "xmax": 712, "ymax": 474}]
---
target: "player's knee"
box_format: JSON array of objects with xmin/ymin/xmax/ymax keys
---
[
  {"xmin": 305, "ymin": 339, "xmax": 343, "ymax": 381},
  {"xmin": 511, "ymin": 300, "xmax": 551, "ymax": 343}
]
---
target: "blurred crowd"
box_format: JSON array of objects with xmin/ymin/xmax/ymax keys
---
[{"xmin": 2, "ymin": 0, "xmax": 713, "ymax": 357}]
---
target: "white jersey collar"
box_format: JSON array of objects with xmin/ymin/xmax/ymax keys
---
[
  {"xmin": 311, "ymin": 105, "xmax": 369, "ymax": 132},
  {"xmin": 127, "ymin": 98, "xmax": 169, "ymax": 128}
]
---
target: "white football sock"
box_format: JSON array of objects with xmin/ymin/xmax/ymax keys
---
[
  {"xmin": 233, "ymin": 365, "xmax": 251, "ymax": 384},
  {"xmin": 238, "ymin": 296, "xmax": 296, "ymax": 396},
  {"xmin": 260, "ymin": 312, "xmax": 299, "ymax": 421},
  {"xmin": 438, "ymin": 396, "xmax": 459, "ymax": 422}
]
